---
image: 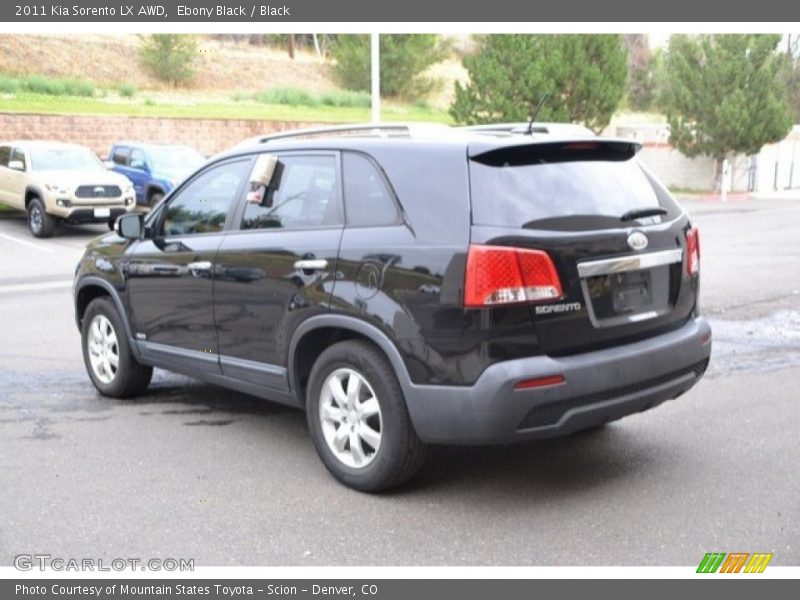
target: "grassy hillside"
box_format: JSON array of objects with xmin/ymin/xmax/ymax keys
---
[
  {"xmin": 0, "ymin": 34, "xmax": 339, "ymax": 93},
  {"xmin": 0, "ymin": 34, "xmax": 455, "ymax": 123}
]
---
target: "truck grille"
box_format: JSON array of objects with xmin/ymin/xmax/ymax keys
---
[
  {"xmin": 75, "ymin": 185, "xmax": 122, "ymax": 198},
  {"xmin": 517, "ymin": 358, "xmax": 709, "ymax": 429}
]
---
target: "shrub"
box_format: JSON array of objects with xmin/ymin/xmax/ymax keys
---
[
  {"xmin": 118, "ymin": 83, "xmax": 136, "ymax": 98},
  {"xmin": 251, "ymin": 87, "xmax": 370, "ymax": 109},
  {"xmin": 0, "ymin": 74, "xmax": 95, "ymax": 97},
  {"xmin": 139, "ymin": 34, "xmax": 197, "ymax": 86},
  {"xmin": 26, "ymin": 75, "xmax": 89, "ymax": 96},
  {"xmin": 254, "ymin": 87, "xmax": 317, "ymax": 106},
  {"xmin": 0, "ymin": 75, "xmax": 20, "ymax": 93},
  {"xmin": 319, "ymin": 90, "xmax": 370, "ymax": 108}
]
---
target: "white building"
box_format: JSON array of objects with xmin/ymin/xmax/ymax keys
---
[{"xmin": 615, "ymin": 124, "xmax": 800, "ymax": 194}]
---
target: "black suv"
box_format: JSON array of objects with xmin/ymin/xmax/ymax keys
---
[{"xmin": 73, "ymin": 124, "xmax": 712, "ymax": 492}]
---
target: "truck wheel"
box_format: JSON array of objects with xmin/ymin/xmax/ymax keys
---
[
  {"xmin": 306, "ymin": 340, "xmax": 427, "ymax": 492},
  {"xmin": 27, "ymin": 197, "xmax": 56, "ymax": 238},
  {"xmin": 81, "ymin": 297, "xmax": 152, "ymax": 398},
  {"xmin": 148, "ymin": 192, "xmax": 164, "ymax": 208}
]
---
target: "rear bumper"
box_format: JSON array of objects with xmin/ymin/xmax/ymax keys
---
[{"xmin": 403, "ymin": 317, "xmax": 712, "ymax": 444}]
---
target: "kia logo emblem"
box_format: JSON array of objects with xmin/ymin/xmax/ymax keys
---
[{"xmin": 627, "ymin": 231, "xmax": 648, "ymax": 251}]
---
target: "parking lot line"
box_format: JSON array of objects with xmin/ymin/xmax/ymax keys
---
[
  {"xmin": 0, "ymin": 233, "xmax": 55, "ymax": 254},
  {"xmin": 0, "ymin": 280, "xmax": 72, "ymax": 294}
]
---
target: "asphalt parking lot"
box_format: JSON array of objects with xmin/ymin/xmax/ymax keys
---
[{"xmin": 0, "ymin": 196, "xmax": 798, "ymax": 566}]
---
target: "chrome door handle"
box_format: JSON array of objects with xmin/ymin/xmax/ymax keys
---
[
  {"xmin": 294, "ymin": 259, "xmax": 328, "ymax": 271},
  {"xmin": 187, "ymin": 261, "xmax": 212, "ymax": 271}
]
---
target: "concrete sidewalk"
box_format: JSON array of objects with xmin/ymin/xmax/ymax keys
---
[{"xmin": 676, "ymin": 192, "xmax": 800, "ymax": 216}]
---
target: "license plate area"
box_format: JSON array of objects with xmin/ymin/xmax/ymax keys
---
[
  {"xmin": 612, "ymin": 270, "xmax": 652, "ymax": 312},
  {"xmin": 576, "ymin": 249, "xmax": 682, "ymax": 328},
  {"xmin": 586, "ymin": 269, "xmax": 653, "ymax": 317},
  {"xmin": 93, "ymin": 207, "xmax": 111, "ymax": 218},
  {"xmin": 581, "ymin": 264, "xmax": 674, "ymax": 327}
]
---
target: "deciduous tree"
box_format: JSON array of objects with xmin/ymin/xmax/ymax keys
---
[{"xmin": 139, "ymin": 34, "xmax": 197, "ymax": 86}]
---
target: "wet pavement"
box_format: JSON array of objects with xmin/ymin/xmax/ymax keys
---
[{"xmin": 0, "ymin": 199, "xmax": 798, "ymax": 566}]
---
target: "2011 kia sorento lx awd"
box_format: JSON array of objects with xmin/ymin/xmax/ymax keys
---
[{"xmin": 73, "ymin": 124, "xmax": 712, "ymax": 492}]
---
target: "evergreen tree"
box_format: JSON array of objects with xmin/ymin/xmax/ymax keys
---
[
  {"xmin": 662, "ymin": 34, "xmax": 793, "ymax": 188},
  {"xmin": 449, "ymin": 35, "xmax": 628, "ymax": 133}
]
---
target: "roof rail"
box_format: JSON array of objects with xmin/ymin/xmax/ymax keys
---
[
  {"xmin": 459, "ymin": 123, "xmax": 537, "ymax": 135},
  {"xmin": 253, "ymin": 123, "xmax": 415, "ymax": 144}
]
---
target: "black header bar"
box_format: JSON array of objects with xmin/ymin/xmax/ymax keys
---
[{"xmin": 2, "ymin": 0, "xmax": 799, "ymax": 23}]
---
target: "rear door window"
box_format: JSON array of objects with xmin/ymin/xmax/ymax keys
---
[
  {"xmin": 469, "ymin": 143, "xmax": 679, "ymax": 230},
  {"xmin": 0, "ymin": 146, "xmax": 10, "ymax": 167},
  {"xmin": 342, "ymin": 152, "xmax": 400, "ymax": 227}
]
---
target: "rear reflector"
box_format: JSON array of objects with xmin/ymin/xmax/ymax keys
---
[
  {"xmin": 514, "ymin": 374, "xmax": 566, "ymax": 390},
  {"xmin": 464, "ymin": 245, "xmax": 563, "ymax": 308},
  {"xmin": 686, "ymin": 227, "xmax": 700, "ymax": 276}
]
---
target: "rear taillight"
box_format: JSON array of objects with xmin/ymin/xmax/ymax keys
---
[
  {"xmin": 686, "ymin": 227, "xmax": 700, "ymax": 276},
  {"xmin": 464, "ymin": 245, "xmax": 563, "ymax": 308}
]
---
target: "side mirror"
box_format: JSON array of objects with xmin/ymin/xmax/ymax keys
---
[
  {"xmin": 8, "ymin": 160, "xmax": 25, "ymax": 172},
  {"xmin": 116, "ymin": 213, "xmax": 144, "ymax": 240},
  {"xmin": 130, "ymin": 161, "xmax": 149, "ymax": 171},
  {"xmin": 249, "ymin": 154, "xmax": 284, "ymax": 208},
  {"xmin": 103, "ymin": 160, "xmax": 115, "ymax": 170}
]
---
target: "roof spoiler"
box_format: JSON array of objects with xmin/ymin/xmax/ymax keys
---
[{"xmin": 469, "ymin": 139, "xmax": 642, "ymax": 166}]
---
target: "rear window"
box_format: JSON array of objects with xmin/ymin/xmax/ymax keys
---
[{"xmin": 470, "ymin": 154, "xmax": 678, "ymax": 230}]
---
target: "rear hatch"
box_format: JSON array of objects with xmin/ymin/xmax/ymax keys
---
[{"xmin": 467, "ymin": 139, "xmax": 699, "ymax": 355}]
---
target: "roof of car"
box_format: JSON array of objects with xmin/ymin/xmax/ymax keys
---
[
  {"xmin": 218, "ymin": 130, "xmax": 639, "ymax": 163},
  {"xmin": 112, "ymin": 141, "xmax": 195, "ymax": 149}
]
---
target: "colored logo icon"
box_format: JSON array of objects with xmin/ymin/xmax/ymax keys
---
[{"xmin": 697, "ymin": 552, "xmax": 773, "ymax": 573}]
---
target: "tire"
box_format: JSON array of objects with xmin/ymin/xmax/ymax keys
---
[
  {"xmin": 107, "ymin": 220, "xmax": 116, "ymax": 231},
  {"xmin": 306, "ymin": 340, "xmax": 427, "ymax": 492},
  {"xmin": 148, "ymin": 191, "xmax": 164, "ymax": 208},
  {"xmin": 26, "ymin": 197, "xmax": 56, "ymax": 238},
  {"xmin": 81, "ymin": 297, "xmax": 152, "ymax": 398}
]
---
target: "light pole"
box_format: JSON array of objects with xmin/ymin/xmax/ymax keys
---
[{"xmin": 371, "ymin": 33, "xmax": 380, "ymax": 123}]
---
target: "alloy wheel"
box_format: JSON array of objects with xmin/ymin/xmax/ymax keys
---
[
  {"xmin": 87, "ymin": 314, "xmax": 119, "ymax": 384},
  {"xmin": 319, "ymin": 368, "xmax": 382, "ymax": 468}
]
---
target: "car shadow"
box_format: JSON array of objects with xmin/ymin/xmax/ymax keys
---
[
  {"xmin": 406, "ymin": 426, "xmax": 658, "ymax": 497},
  {"xmin": 0, "ymin": 208, "xmax": 109, "ymax": 239},
  {"xmin": 123, "ymin": 375, "xmax": 297, "ymax": 419},
  {"xmin": 119, "ymin": 375, "xmax": 667, "ymax": 498}
]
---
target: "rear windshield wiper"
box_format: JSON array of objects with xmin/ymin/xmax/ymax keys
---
[{"xmin": 620, "ymin": 207, "xmax": 667, "ymax": 222}]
